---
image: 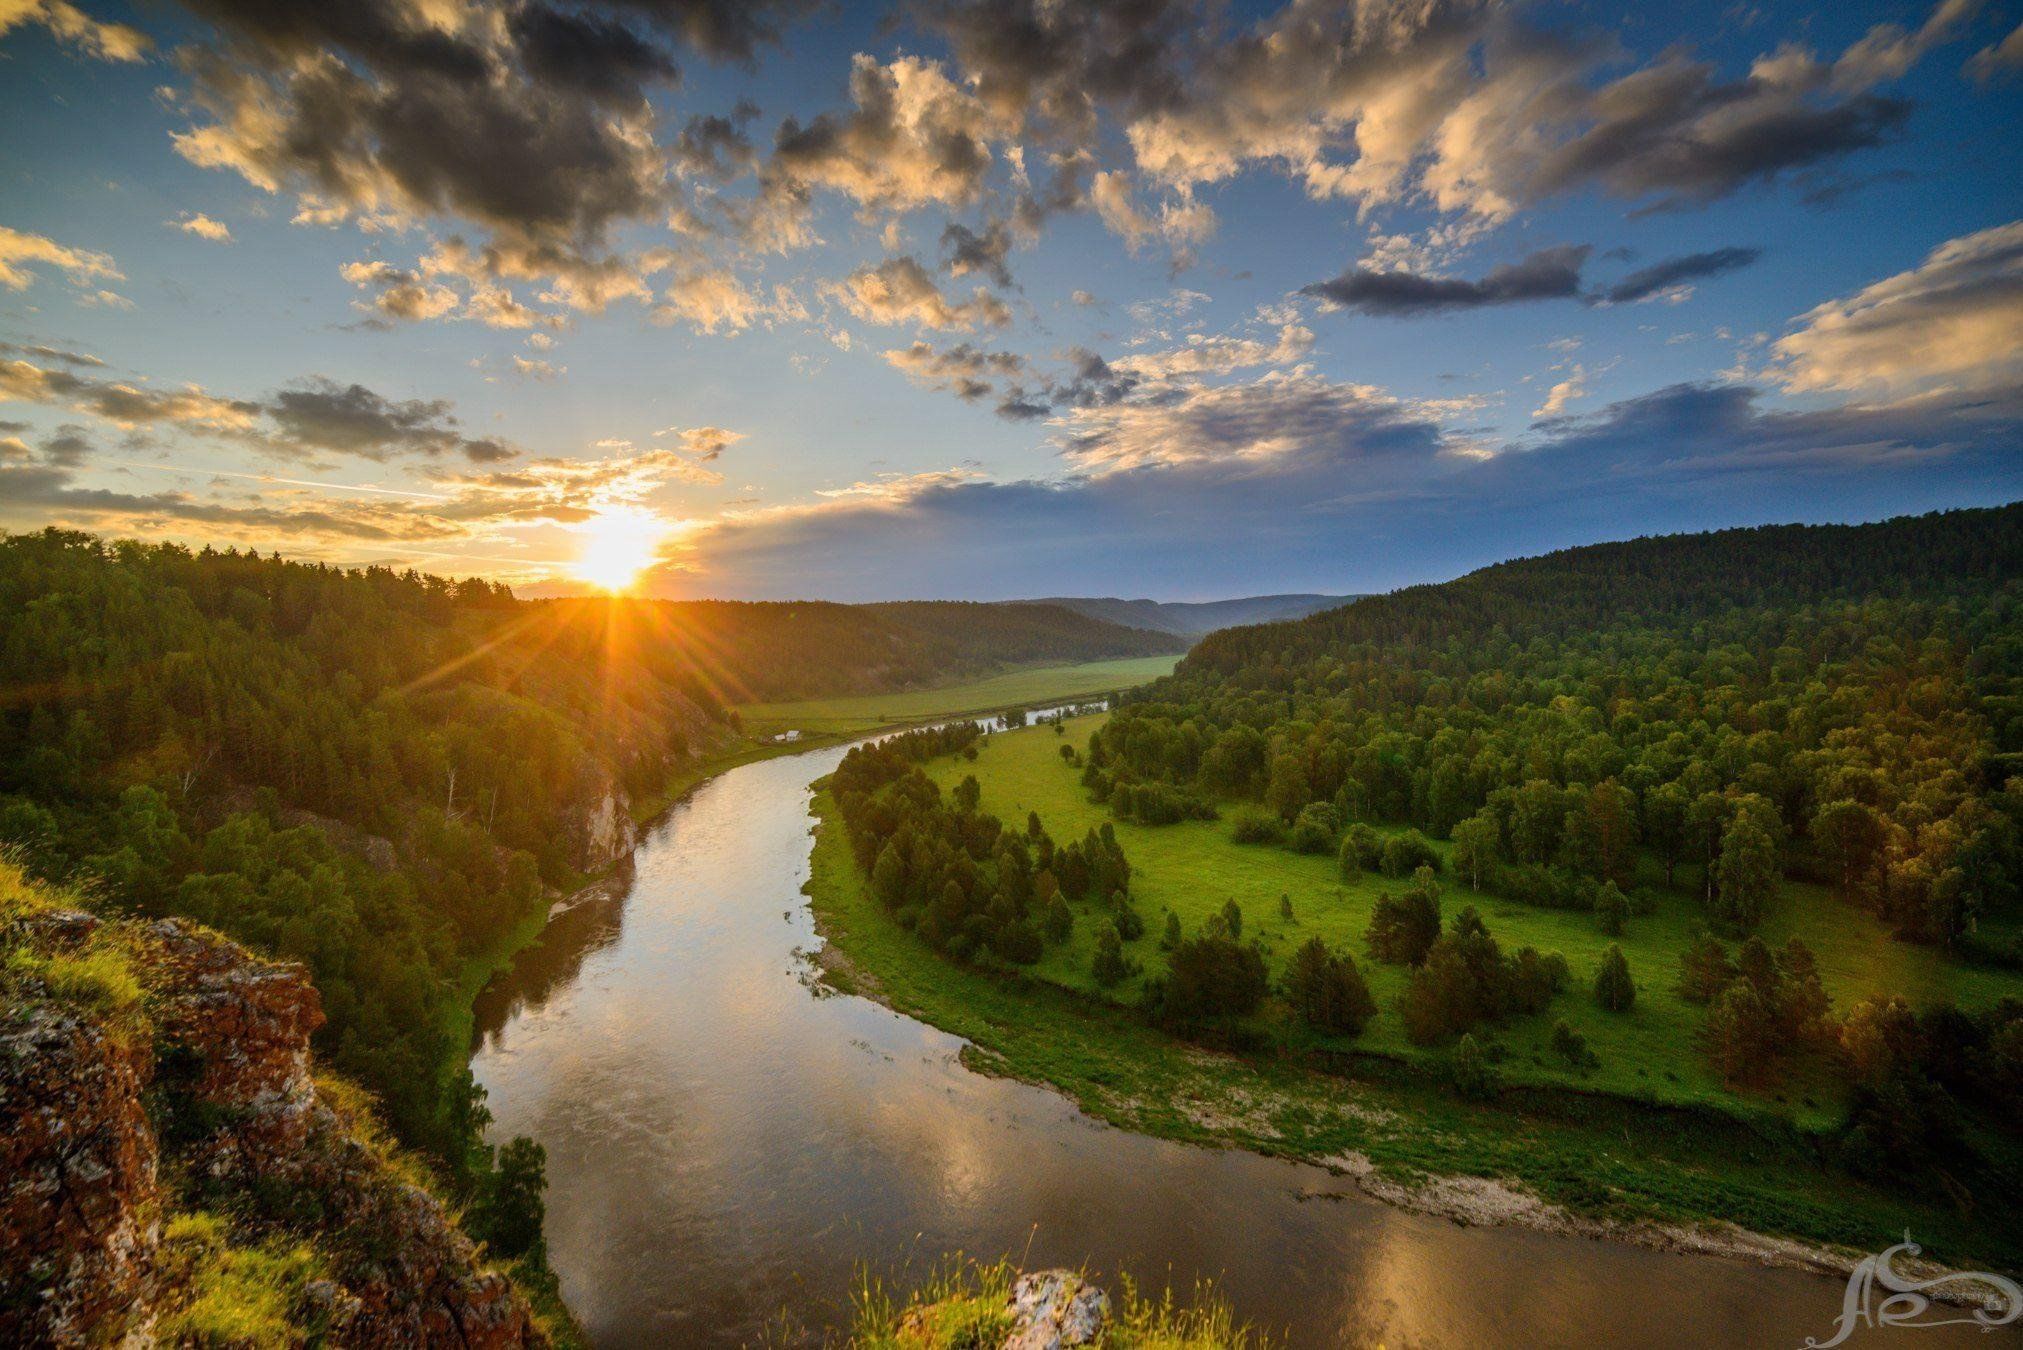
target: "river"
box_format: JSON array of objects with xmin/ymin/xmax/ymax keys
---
[{"xmin": 469, "ymin": 730, "xmax": 2010, "ymax": 1348}]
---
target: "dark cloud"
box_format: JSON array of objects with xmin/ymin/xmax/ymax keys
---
[
  {"xmin": 940, "ymin": 220, "xmax": 1014, "ymax": 287},
  {"xmin": 672, "ymin": 101, "xmax": 760, "ymax": 181},
  {"xmin": 506, "ymin": 5, "xmax": 680, "ymax": 104},
  {"xmin": 1599, "ymin": 247, "xmax": 1762, "ymax": 304},
  {"xmin": 39, "ymin": 426, "xmax": 93, "ymax": 467},
  {"xmin": 656, "ymin": 375, "xmax": 2022, "ymax": 601},
  {"xmin": 590, "ymin": 0, "xmax": 818, "ymax": 63},
  {"xmin": 266, "ymin": 379, "xmax": 515, "ymax": 462},
  {"xmin": 1303, "ymin": 245, "xmax": 1591, "ymax": 316},
  {"xmin": 0, "ymin": 341, "xmax": 105, "ymax": 368},
  {"xmin": 918, "ymin": 0, "xmax": 1194, "ymax": 138},
  {"xmin": 2, "ymin": 356, "xmax": 515, "ymax": 463}
]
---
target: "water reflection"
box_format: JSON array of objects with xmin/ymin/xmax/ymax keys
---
[{"xmin": 470, "ymin": 736, "xmax": 2012, "ymax": 1349}]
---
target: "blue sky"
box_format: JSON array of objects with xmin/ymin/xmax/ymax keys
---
[{"xmin": 1, "ymin": 0, "xmax": 2019, "ymax": 599}]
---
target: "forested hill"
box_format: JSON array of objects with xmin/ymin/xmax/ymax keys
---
[
  {"xmin": 1098, "ymin": 505, "xmax": 2023, "ymax": 948},
  {"xmin": 1022, "ymin": 593, "xmax": 1359, "ymax": 637},
  {"xmin": 575, "ymin": 598, "xmax": 1185, "ymax": 703},
  {"xmin": 1181, "ymin": 507, "xmax": 2023, "ymax": 679},
  {"xmin": 0, "ymin": 529, "xmax": 738, "ymax": 1184}
]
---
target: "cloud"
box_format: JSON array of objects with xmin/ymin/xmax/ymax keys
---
[
  {"xmin": 172, "ymin": 213, "xmax": 236, "ymax": 243},
  {"xmin": 767, "ymin": 54, "xmax": 1005, "ymax": 217},
  {"xmin": 652, "ymin": 263, "xmax": 764, "ymax": 333},
  {"xmin": 672, "ymin": 102, "xmax": 760, "ymax": 182},
  {"xmin": 661, "ymin": 425, "xmax": 743, "ymax": 460},
  {"xmin": 937, "ymin": 0, "xmax": 1963, "ymax": 222},
  {"xmin": 883, "ymin": 340, "xmax": 1030, "ymax": 402},
  {"xmin": 0, "ymin": 358, "xmax": 260, "ymax": 430},
  {"xmin": 1598, "ymin": 247, "xmax": 1760, "ymax": 305},
  {"xmin": 1532, "ymin": 365, "xmax": 1587, "ymax": 419},
  {"xmin": 0, "ymin": 225, "xmax": 122, "ymax": 292},
  {"xmin": 1967, "ymin": 21, "xmax": 2023, "ymax": 81},
  {"xmin": 510, "ymin": 356, "xmax": 564, "ymax": 380},
  {"xmin": 1303, "ymin": 245, "xmax": 1589, "ymax": 316},
  {"xmin": 0, "ymin": 0, "xmax": 149, "ymax": 61},
  {"xmin": 644, "ymin": 370, "xmax": 2021, "ymax": 600},
  {"xmin": 1089, "ymin": 169, "xmax": 1214, "ymax": 262},
  {"xmin": 1770, "ymin": 219, "xmax": 2023, "ymax": 398},
  {"xmin": 0, "ymin": 355, "xmax": 515, "ymax": 462},
  {"xmin": 264, "ymin": 379, "xmax": 515, "ymax": 461},
  {"xmin": 827, "ymin": 255, "xmax": 1010, "ymax": 330},
  {"xmin": 0, "ymin": 341, "xmax": 104, "ymax": 368},
  {"xmin": 341, "ymin": 260, "xmax": 460, "ymax": 322}
]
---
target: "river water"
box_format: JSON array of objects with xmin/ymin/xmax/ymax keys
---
[{"xmin": 469, "ymin": 734, "xmax": 2011, "ymax": 1348}]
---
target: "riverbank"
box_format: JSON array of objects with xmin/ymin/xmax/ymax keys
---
[
  {"xmin": 803, "ymin": 784, "xmax": 2023, "ymax": 1281},
  {"xmin": 450, "ymin": 659, "xmax": 1171, "ymax": 1069}
]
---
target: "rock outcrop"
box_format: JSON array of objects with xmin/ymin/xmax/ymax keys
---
[{"xmin": 1, "ymin": 904, "xmax": 548, "ymax": 1348}]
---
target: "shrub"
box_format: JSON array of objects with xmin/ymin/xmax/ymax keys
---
[
  {"xmin": 1283, "ymin": 937, "xmax": 1376, "ymax": 1036},
  {"xmin": 1111, "ymin": 893, "xmax": 1146, "ymax": 942},
  {"xmin": 1379, "ymin": 830, "xmax": 1441, "ymax": 879},
  {"xmin": 1042, "ymin": 895, "xmax": 1073, "ymax": 944},
  {"xmin": 1594, "ymin": 945, "xmax": 1636, "ymax": 1012},
  {"xmin": 1551, "ymin": 1019, "xmax": 1598, "ymax": 1070},
  {"xmin": 1149, "ymin": 933, "xmax": 1268, "ymax": 1022},
  {"xmin": 1288, "ymin": 802, "xmax": 1339, "ymax": 854},
  {"xmin": 1092, "ymin": 926, "xmax": 1129, "ymax": 987},
  {"xmin": 1594, "ymin": 882, "xmax": 1629, "ymax": 937},
  {"xmin": 1159, "ymin": 911, "xmax": 1182, "ymax": 950},
  {"xmin": 1339, "ymin": 823, "xmax": 1382, "ymax": 875},
  {"xmin": 1451, "ymin": 1033, "xmax": 1500, "ymax": 1100},
  {"xmin": 1228, "ymin": 807, "xmax": 1284, "ymax": 846},
  {"xmin": 1365, "ymin": 885, "xmax": 1441, "ymax": 966}
]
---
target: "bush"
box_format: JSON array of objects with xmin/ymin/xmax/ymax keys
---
[
  {"xmin": 1149, "ymin": 933, "xmax": 1268, "ymax": 1023},
  {"xmin": 1111, "ymin": 893, "xmax": 1146, "ymax": 941},
  {"xmin": 1283, "ymin": 937, "xmax": 1376, "ymax": 1036},
  {"xmin": 1288, "ymin": 802, "xmax": 1339, "ymax": 854},
  {"xmin": 1551, "ymin": 1019, "xmax": 1598, "ymax": 1070},
  {"xmin": 1379, "ymin": 830, "xmax": 1441, "ymax": 878},
  {"xmin": 1451, "ymin": 1033, "xmax": 1501, "ymax": 1100},
  {"xmin": 1594, "ymin": 882, "xmax": 1629, "ymax": 937},
  {"xmin": 1092, "ymin": 926, "xmax": 1129, "ymax": 987},
  {"xmin": 1365, "ymin": 882, "xmax": 1441, "ymax": 966},
  {"xmin": 1594, "ymin": 944, "xmax": 1636, "ymax": 1012},
  {"xmin": 1042, "ymin": 895, "xmax": 1073, "ymax": 944},
  {"xmin": 1159, "ymin": 910, "xmax": 1182, "ymax": 950},
  {"xmin": 1339, "ymin": 822, "xmax": 1382, "ymax": 875},
  {"xmin": 1228, "ymin": 807, "xmax": 1284, "ymax": 846}
]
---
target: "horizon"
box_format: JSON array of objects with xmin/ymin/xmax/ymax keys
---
[
  {"xmin": 28, "ymin": 497, "xmax": 2011, "ymax": 608},
  {"xmin": 3, "ymin": 0, "xmax": 2020, "ymax": 601}
]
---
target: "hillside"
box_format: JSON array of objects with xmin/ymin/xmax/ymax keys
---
[
  {"xmin": 568, "ymin": 597, "xmax": 1184, "ymax": 703},
  {"xmin": 812, "ymin": 506, "xmax": 2023, "ymax": 1262},
  {"xmin": 1022, "ymin": 593, "xmax": 1359, "ymax": 637},
  {"xmin": 1, "ymin": 863, "xmax": 556, "ymax": 1346}
]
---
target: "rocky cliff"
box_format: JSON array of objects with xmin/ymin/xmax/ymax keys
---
[{"xmin": 1, "ymin": 870, "xmax": 549, "ymax": 1347}]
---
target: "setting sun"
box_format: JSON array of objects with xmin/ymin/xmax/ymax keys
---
[{"xmin": 570, "ymin": 507, "xmax": 666, "ymax": 593}]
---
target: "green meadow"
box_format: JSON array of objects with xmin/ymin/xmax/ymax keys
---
[
  {"xmin": 806, "ymin": 785, "xmax": 2023, "ymax": 1268},
  {"xmin": 735, "ymin": 655, "xmax": 1180, "ymax": 738},
  {"xmin": 917, "ymin": 713, "xmax": 2017, "ymax": 1129}
]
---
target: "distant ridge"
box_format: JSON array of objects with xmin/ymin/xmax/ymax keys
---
[{"xmin": 1021, "ymin": 593, "xmax": 1361, "ymax": 638}]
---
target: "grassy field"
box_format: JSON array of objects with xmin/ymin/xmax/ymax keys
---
[
  {"xmin": 920, "ymin": 714, "xmax": 2018, "ymax": 1130},
  {"xmin": 736, "ymin": 655, "xmax": 1181, "ymax": 738},
  {"xmin": 806, "ymin": 786, "xmax": 2023, "ymax": 1268}
]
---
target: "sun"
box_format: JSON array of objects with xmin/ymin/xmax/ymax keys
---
[{"xmin": 570, "ymin": 507, "xmax": 666, "ymax": 593}]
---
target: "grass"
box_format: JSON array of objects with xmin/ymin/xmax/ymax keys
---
[
  {"xmin": 847, "ymin": 1257, "xmax": 1267, "ymax": 1349},
  {"xmin": 155, "ymin": 1213, "xmax": 331, "ymax": 1349},
  {"xmin": 736, "ymin": 655, "xmax": 1182, "ymax": 738},
  {"xmin": 924, "ymin": 715, "xmax": 2019, "ymax": 1130},
  {"xmin": 805, "ymin": 727, "xmax": 2023, "ymax": 1269}
]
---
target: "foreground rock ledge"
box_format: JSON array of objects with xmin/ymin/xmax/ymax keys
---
[{"xmin": 0, "ymin": 908, "xmax": 546, "ymax": 1348}]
